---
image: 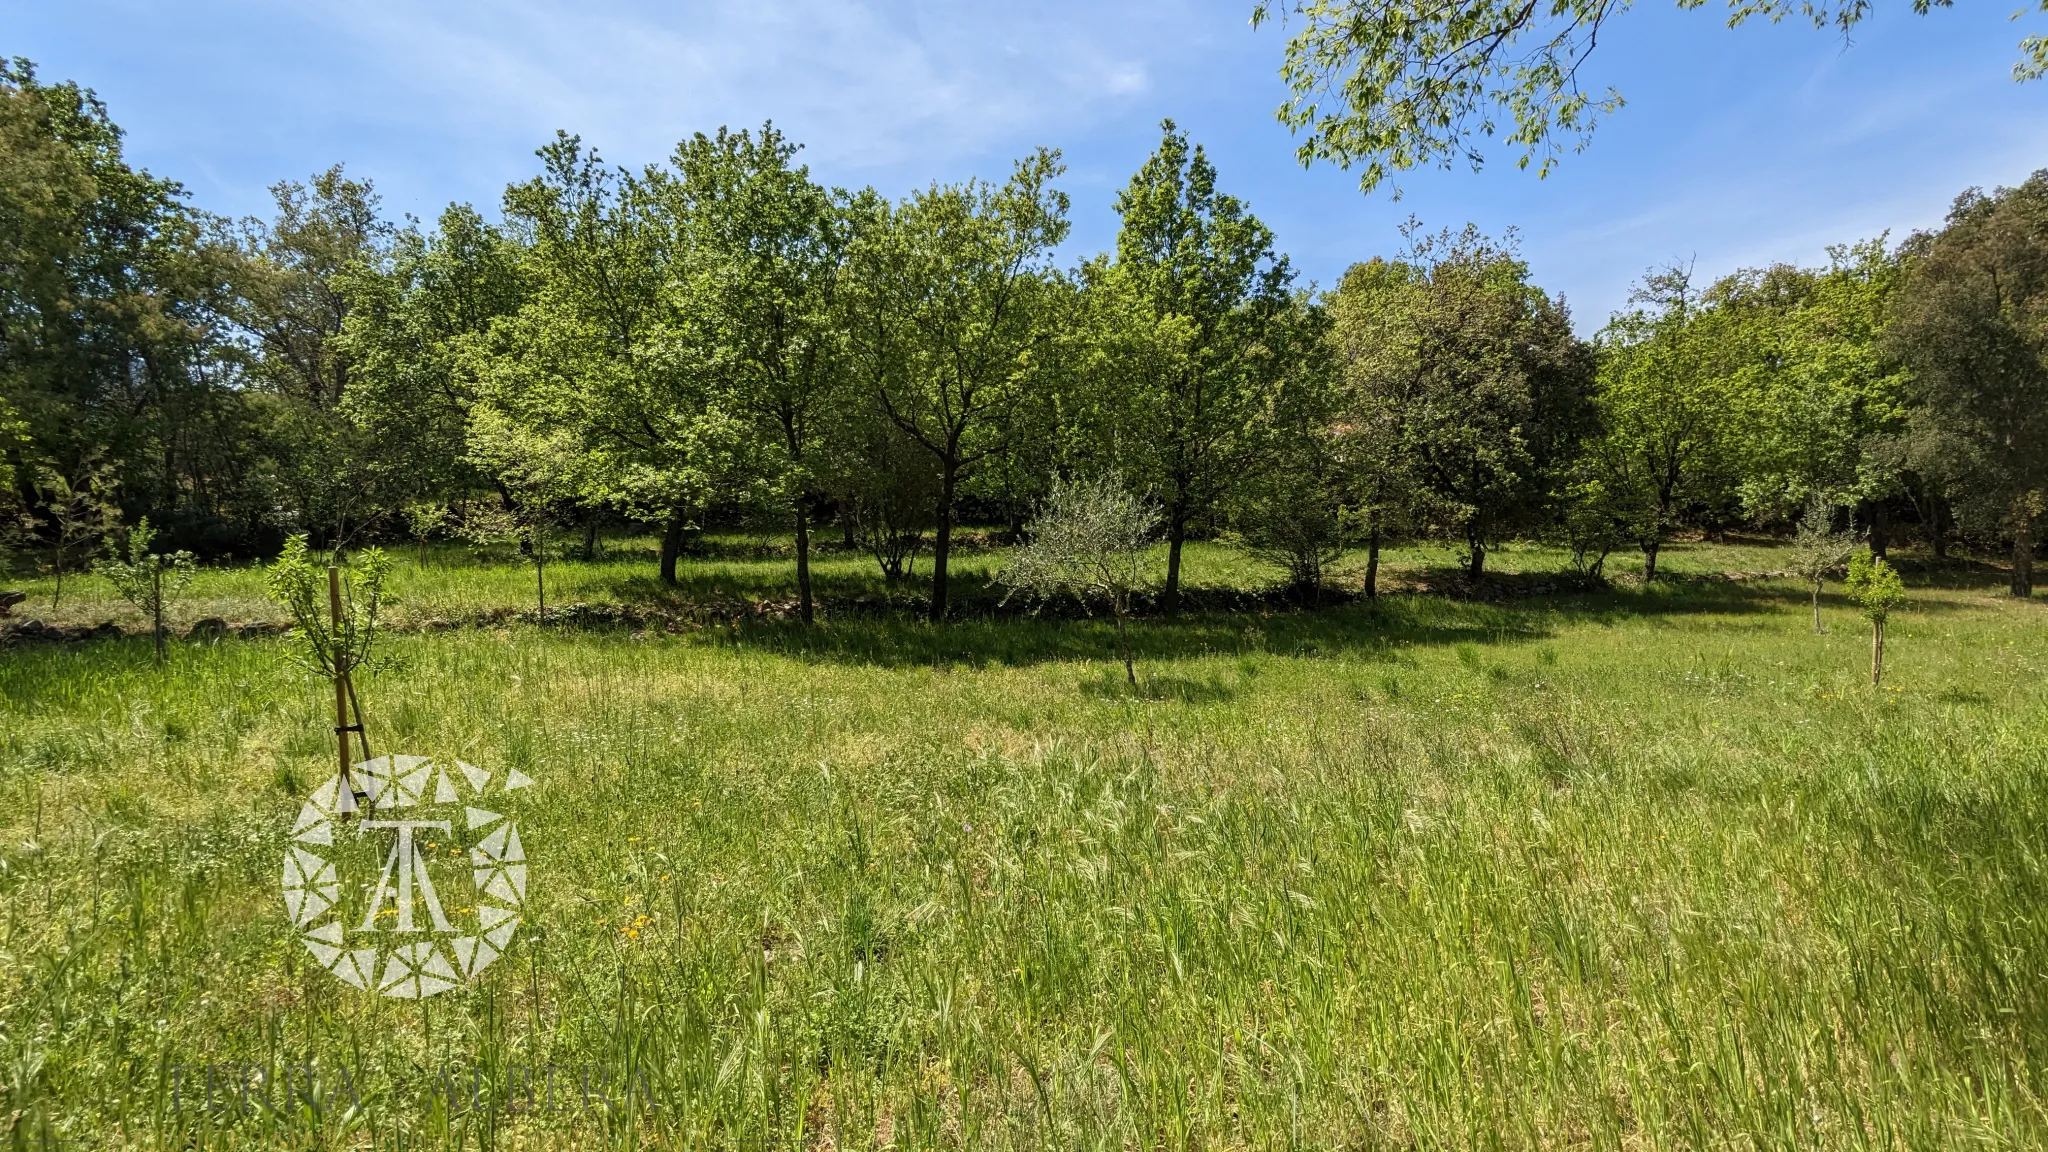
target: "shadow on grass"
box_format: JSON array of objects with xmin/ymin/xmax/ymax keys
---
[
  {"xmin": 697, "ymin": 588, "xmax": 1784, "ymax": 671},
  {"xmin": 1079, "ymin": 670, "xmax": 1239, "ymax": 704},
  {"xmin": 503, "ymin": 557, "xmax": 1839, "ymax": 673}
]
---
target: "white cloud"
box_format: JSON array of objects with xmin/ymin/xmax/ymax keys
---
[{"xmin": 288, "ymin": 0, "xmax": 1189, "ymax": 180}]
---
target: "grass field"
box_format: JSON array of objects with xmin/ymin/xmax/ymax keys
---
[{"xmin": 3, "ymin": 537, "xmax": 2046, "ymax": 1149}]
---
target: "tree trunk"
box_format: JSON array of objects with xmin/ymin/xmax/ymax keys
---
[
  {"xmin": 1364, "ymin": 530, "xmax": 1380, "ymax": 599},
  {"xmin": 1114, "ymin": 607, "xmax": 1135, "ymax": 686},
  {"xmin": 582, "ymin": 518, "xmax": 598, "ymax": 561},
  {"xmin": 1162, "ymin": 509, "xmax": 1187, "ymax": 616},
  {"xmin": 152, "ymin": 567, "xmax": 166, "ymax": 665},
  {"xmin": 1871, "ymin": 619, "xmax": 1884, "ymax": 686},
  {"xmin": 659, "ymin": 513, "xmax": 686, "ymax": 586},
  {"xmin": 535, "ymin": 537, "xmax": 546, "ymax": 621},
  {"xmin": 1867, "ymin": 500, "xmax": 1891, "ymax": 560},
  {"xmin": 842, "ymin": 509, "xmax": 856, "ymax": 549},
  {"xmin": 1642, "ymin": 539, "xmax": 1660, "ymax": 582},
  {"xmin": 794, "ymin": 503, "xmax": 814, "ymax": 625},
  {"xmin": 2015, "ymin": 521, "xmax": 2035, "ymax": 598},
  {"xmin": 1466, "ymin": 537, "xmax": 1485, "ymax": 579},
  {"xmin": 1811, "ymin": 578, "xmax": 1824, "ymax": 634},
  {"xmin": 930, "ymin": 465, "xmax": 956, "ymax": 622}
]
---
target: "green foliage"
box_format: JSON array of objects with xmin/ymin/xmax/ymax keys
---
[
  {"xmin": 93, "ymin": 517, "xmax": 193, "ymax": 662},
  {"xmin": 1886, "ymin": 172, "xmax": 2048, "ymax": 596},
  {"xmin": 1789, "ymin": 495, "xmax": 1859, "ymax": 632},
  {"xmin": 1325, "ymin": 224, "xmax": 1595, "ymax": 577},
  {"xmin": 1228, "ymin": 297, "xmax": 1348, "ymax": 596},
  {"xmin": 25, "ymin": 458, "xmax": 117, "ymax": 608},
  {"xmin": 1550, "ymin": 463, "xmax": 1655, "ymax": 579},
  {"xmin": 842, "ymin": 148, "xmax": 1071, "ymax": 619},
  {"xmin": 1592, "ymin": 265, "xmax": 1742, "ymax": 576},
  {"xmin": 998, "ymin": 474, "xmax": 1160, "ymax": 682},
  {"xmin": 1252, "ymin": 1, "xmax": 2039, "ymax": 194},
  {"xmin": 264, "ymin": 534, "xmax": 394, "ymax": 676},
  {"xmin": 1090, "ymin": 120, "xmax": 1295, "ymax": 611},
  {"xmin": 1844, "ymin": 548, "xmax": 1907, "ymax": 625},
  {"xmin": 662, "ymin": 123, "xmax": 848, "ymax": 621}
]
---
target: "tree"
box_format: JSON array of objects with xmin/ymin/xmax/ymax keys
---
[
  {"xmin": 1229, "ymin": 296, "xmax": 1347, "ymax": 600},
  {"xmin": 1845, "ymin": 549, "xmax": 1906, "ymax": 686},
  {"xmin": 29, "ymin": 458, "xmax": 117, "ymax": 608},
  {"xmin": 462, "ymin": 405, "xmax": 583, "ymax": 620},
  {"xmin": 490, "ymin": 133, "xmax": 749, "ymax": 586},
  {"xmin": 1789, "ymin": 494, "xmax": 1858, "ymax": 633},
  {"xmin": 96, "ymin": 517, "xmax": 193, "ymax": 663},
  {"xmin": 1, "ymin": 60, "xmax": 253, "ymax": 549},
  {"xmin": 1326, "ymin": 263, "xmax": 1422, "ymax": 598},
  {"xmin": 827, "ymin": 410, "xmax": 939, "ymax": 585},
  {"xmin": 239, "ymin": 166, "xmax": 398, "ymax": 548},
  {"xmin": 1710, "ymin": 245, "xmax": 1914, "ymax": 552},
  {"xmin": 338, "ymin": 203, "xmax": 530, "ymax": 513},
  {"xmin": 1886, "ymin": 172, "xmax": 2048, "ymax": 597},
  {"xmin": 1327, "ymin": 225, "xmax": 1594, "ymax": 577},
  {"xmin": 1549, "ymin": 456, "xmax": 1656, "ymax": 579},
  {"xmin": 662, "ymin": 124, "xmax": 847, "ymax": 624},
  {"xmin": 843, "ymin": 151, "xmax": 1069, "ymax": 620},
  {"xmin": 1098, "ymin": 121, "xmax": 1294, "ymax": 613},
  {"xmin": 998, "ymin": 474, "xmax": 1161, "ymax": 685},
  {"xmin": 1594, "ymin": 265, "xmax": 1740, "ymax": 578},
  {"xmin": 1251, "ymin": 1, "xmax": 2042, "ymax": 195},
  {"xmin": 267, "ymin": 535, "xmax": 395, "ymax": 811}
]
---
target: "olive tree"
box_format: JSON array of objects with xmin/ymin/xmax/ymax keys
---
[
  {"xmin": 1789, "ymin": 495, "xmax": 1858, "ymax": 634},
  {"xmin": 998, "ymin": 475, "xmax": 1161, "ymax": 686}
]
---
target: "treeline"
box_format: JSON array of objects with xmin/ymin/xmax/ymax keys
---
[{"xmin": 4, "ymin": 59, "xmax": 2044, "ymax": 619}]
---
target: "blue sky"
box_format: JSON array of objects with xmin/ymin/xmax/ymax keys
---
[{"xmin": 8, "ymin": 0, "xmax": 2046, "ymax": 327}]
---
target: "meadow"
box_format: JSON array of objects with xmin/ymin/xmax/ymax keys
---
[{"xmin": 2, "ymin": 536, "xmax": 2046, "ymax": 1150}]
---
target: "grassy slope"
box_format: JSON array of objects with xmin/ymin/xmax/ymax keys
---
[{"xmin": 2, "ymin": 540, "xmax": 2046, "ymax": 1149}]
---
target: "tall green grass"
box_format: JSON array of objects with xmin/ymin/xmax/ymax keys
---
[{"xmin": 2, "ymin": 542, "xmax": 2044, "ymax": 1148}]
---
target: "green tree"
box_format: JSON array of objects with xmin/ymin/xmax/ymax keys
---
[
  {"xmin": 1594, "ymin": 266, "xmax": 1741, "ymax": 578},
  {"xmin": 1710, "ymin": 245, "xmax": 1915, "ymax": 552},
  {"xmin": 1228, "ymin": 296, "xmax": 1346, "ymax": 600},
  {"xmin": 1885, "ymin": 172, "xmax": 2048, "ymax": 597},
  {"xmin": 1789, "ymin": 494, "xmax": 1858, "ymax": 634},
  {"xmin": 96, "ymin": 517, "xmax": 193, "ymax": 664},
  {"xmin": 842, "ymin": 151, "xmax": 1069, "ymax": 620},
  {"xmin": 29, "ymin": 458, "xmax": 117, "ymax": 609},
  {"xmin": 338, "ymin": 202, "xmax": 530, "ymax": 511},
  {"xmin": 661, "ymin": 124, "xmax": 847, "ymax": 624},
  {"xmin": 1, "ymin": 60, "xmax": 250, "ymax": 547},
  {"xmin": 1845, "ymin": 549, "xmax": 1907, "ymax": 686},
  {"xmin": 239, "ymin": 166, "xmax": 398, "ymax": 547},
  {"xmin": 1099, "ymin": 121, "xmax": 1294, "ymax": 613},
  {"xmin": 491, "ymin": 133, "xmax": 750, "ymax": 585},
  {"xmin": 1252, "ymin": 1, "xmax": 2044, "ymax": 195},
  {"xmin": 463, "ymin": 405, "xmax": 586, "ymax": 620},
  {"xmin": 998, "ymin": 474, "xmax": 1161, "ymax": 685},
  {"xmin": 267, "ymin": 535, "xmax": 395, "ymax": 808},
  {"xmin": 1327, "ymin": 225, "xmax": 1594, "ymax": 577},
  {"xmin": 1326, "ymin": 263, "xmax": 1422, "ymax": 597}
]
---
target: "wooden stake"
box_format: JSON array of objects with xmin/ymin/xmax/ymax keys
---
[{"xmin": 329, "ymin": 565, "xmax": 359, "ymax": 814}]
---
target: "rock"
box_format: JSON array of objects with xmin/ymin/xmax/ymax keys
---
[
  {"xmin": 236, "ymin": 621, "xmax": 285, "ymax": 639},
  {"xmin": 0, "ymin": 590, "xmax": 26, "ymax": 618},
  {"xmin": 80, "ymin": 621, "xmax": 123, "ymax": 641},
  {"xmin": 186, "ymin": 617, "xmax": 230, "ymax": 641},
  {"xmin": 0, "ymin": 619, "xmax": 66, "ymax": 646}
]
